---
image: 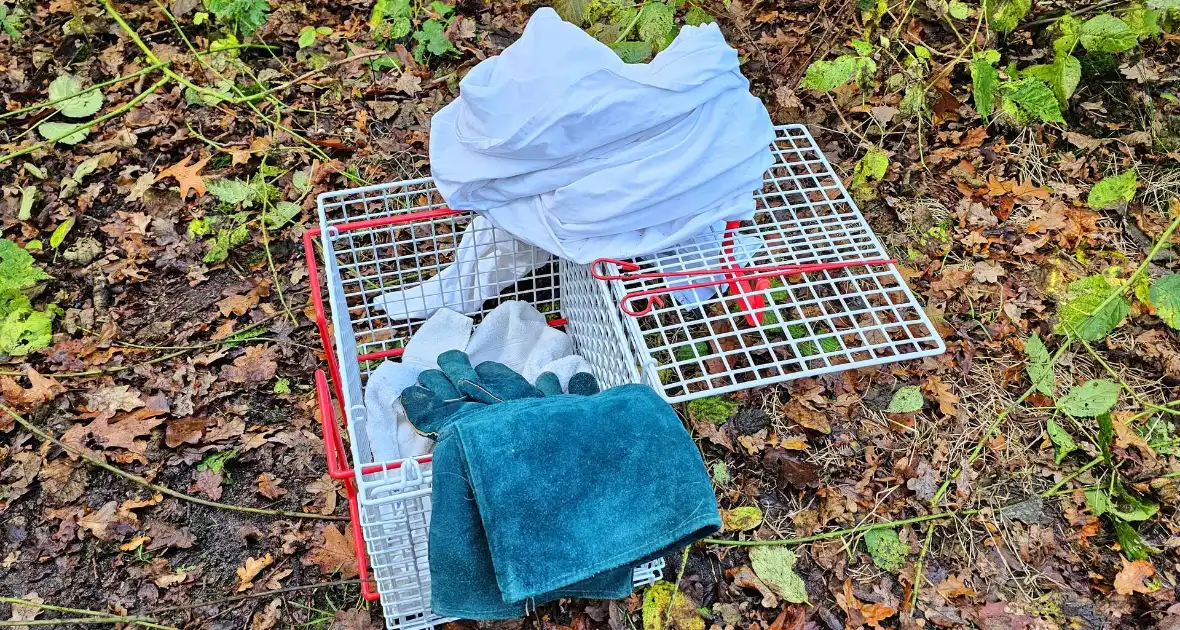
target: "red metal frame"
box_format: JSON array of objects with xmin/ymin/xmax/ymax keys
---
[{"xmin": 305, "ymin": 205, "xmax": 565, "ymax": 602}]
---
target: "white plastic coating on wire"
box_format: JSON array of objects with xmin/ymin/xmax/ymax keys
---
[
  {"xmin": 591, "ymin": 124, "xmax": 946, "ymax": 403},
  {"xmin": 314, "ymin": 182, "xmax": 663, "ymax": 630}
]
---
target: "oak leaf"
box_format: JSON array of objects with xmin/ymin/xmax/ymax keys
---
[
  {"xmin": 235, "ymin": 553, "xmax": 274, "ymax": 592},
  {"xmin": 155, "ymin": 155, "xmax": 210, "ymax": 199},
  {"xmin": 1113, "ymin": 558, "xmax": 1156, "ymax": 595},
  {"xmin": 303, "ymin": 524, "xmax": 358, "ymax": 579}
]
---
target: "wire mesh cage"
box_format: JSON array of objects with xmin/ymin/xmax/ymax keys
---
[
  {"xmin": 568, "ymin": 124, "xmax": 946, "ymax": 402},
  {"xmin": 306, "ymin": 181, "xmax": 662, "ymax": 630}
]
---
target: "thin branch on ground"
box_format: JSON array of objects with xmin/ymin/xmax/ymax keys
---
[
  {"xmin": 2, "ymin": 404, "xmax": 347, "ymax": 521},
  {"xmin": 0, "ymin": 62, "xmax": 170, "ymax": 121},
  {"xmin": 147, "ymin": 579, "xmax": 364, "ymax": 615}
]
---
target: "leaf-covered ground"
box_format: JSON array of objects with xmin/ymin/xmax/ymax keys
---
[{"xmin": 2, "ymin": 0, "xmax": 1180, "ymax": 628}]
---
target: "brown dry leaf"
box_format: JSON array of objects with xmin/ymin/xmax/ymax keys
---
[
  {"xmin": 145, "ymin": 520, "xmax": 197, "ymax": 552},
  {"xmin": 257, "ymin": 473, "xmax": 288, "ymax": 499},
  {"xmin": 933, "ymin": 574, "xmax": 976, "ymax": 599},
  {"xmin": 155, "ymin": 155, "xmax": 210, "ymax": 199},
  {"xmin": 691, "ymin": 418, "xmax": 733, "ymax": 451},
  {"xmin": 1114, "ymin": 558, "xmax": 1156, "ymax": 595},
  {"xmin": 729, "ymin": 566, "xmax": 778, "ymax": 608},
  {"xmin": 394, "ymin": 72, "xmax": 422, "ymax": 95},
  {"xmin": 120, "ymin": 535, "xmax": 150, "ymax": 551},
  {"xmin": 154, "ymin": 569, "xmax": 189, "ymax": 588},
  {"xmin": 0, "ymin": 369, "xmax": 64, "ymax": 409},
  {"xmin": 38, "ymin": 457, "xmax": 87, "ymax": 504},
  {"xmin": 250, "ymin": 598, "xmax": 282, "ymax": 630},
  {"xmin": 165, "ymin": 417, "xmax": 209, "ymax": 448},
  {"xmin": 83, "ymin": 385, "xmax": 144, "ymax": 421},
  {"xmin": 923, "ymin": 375, "xmax": 960, "ymax": 416},
  {"xmin": 1110, "ymin": 411, "xmax": 1157, "ymax": 462},
  {"xmin": 763, "ymin": 447, "xmax": 819, "ymax": 489},
  {"xmin": 218, "ymin": 293, "xmax": 260, "ymax": 317},
  {"xmin": 7, "ymin": 592, "xmax": 43, "ymax": 626},
  {"xmin": 330, "ymin": 609, "xmax": 380, "ymax": 630},
  {"xmin": 89, "ymin": 408, "xmax": 166, "ymax": 451},
  {"xmin": 264, "ymin": 568, "xmax": 292, "ymax": 590},
  {"xmin": 78, "ymin": 501, "xmax": 138, "ymax": 541},
  {"xmin": 303, "ymin": 524, "xmax": 359, "ymax": 579},
  {"xmin": 235, "ymin": 553, "xmax": 274, "ymax": 592},
  {"xmin": 305, "ymin": 474, "xmax": 340, "ymax": 515},
  {"xmin": 222, "ymin": 345, "xmax": 279, "ymax": 384},
  {"xmin": 191, "ymin": 469, "xmax": 224, "ymax": 500}
]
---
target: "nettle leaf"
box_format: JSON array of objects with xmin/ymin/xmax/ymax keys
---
[
  {"xmin": 1080, "ymin": 14, "xmax": 1138, "ymax": 53},
  {"xmin": 1125, "ymin": 5, "xmax": 1162, "ymax": 38},
  {"xmin": 206, "ymin": 178, "xmax": 257, "ymax": 206},
  {"xmin": 1024, "ymin": 54, "xmax": 1080, "ymax": 105},
  {"xmin": 262, "ymin": 201, "xmax": 301, "ymax": 229},
  {"xmin": 1000, "ymin": 77, "xmax": 1065, "ymax": 124},
  {"xmin": 1087, "ymin": 168, "xmax": 1137, "ymax": 209},
  {"xmin": 1115, "ymin": 521, "xmax": 1158, "ymax": 561},
  {"xmin": 48, "ymin": 74, "xmax": 103, "ymax": 118},
  {"xmin": 37, "ymin": 121, "xmax": 89, "ymax": 145},
  {"xmin": 0, "ymin": 293, "xmax": 55, "ymax": 356},
  {"xmin": 850, "ymin": 147, "xmax": 889, "ymax": 190},
  {"xmin": 1053, "ymin": 15, "xmax": 1082, "ymax": 56},
  {"xmin": 850, "ymin": 39, "xmax": 874, "ymax": 55},
  {"xmin": 971, "ymin": 49, "xmax": 1001, "ymax": 119},
  {"xmin": 1057, "ymin": 379, "xmax": 1120, "ymax": 417},
  {"xmin": 864, "ymin": 528, "xmax": 910, "ymax": 573},
  {"xmin": 1090, "ymin": 484, "xmax": 1160, "ymax": 521},
  {"xmin": 1025, "ymin": 332, "xmax": 1055, "ymax": 396},
  {"xmin": 949, "ymin": 1, "xmax": 971, "ymax": 19},
  {"xmin": 684, "ymin": 6, "xmax": 715, "ymax": 26},
  {"xmin": 983, "ymin": 0, "xmax": 1031, "ymax": 32},
  {"xmin": 204, "ymin": 0, "xmax": 271, "ymax": 36},
  {"xmin": 611, "ymin": 41, "xmax": 652, "ymax": 63},
  {"xmin": 0, "ymin": 240, "xmax": 50, "ymax": 294},
  {"xmin": 1046, "ymin": 420, "xmax": 1078, "ymax": 464},
  {"xmin": 1149, "ymin": 274, "xmax": 1180, "ymax": 330},
  {"xmin": 1147, "ymin": 0, "xmax": 1180, "ymax": 8},
  {"xmin": 802, "ymin": 56, "xmax": 860, "ymax": 92},
  {"xmin": 1054, "ymin": 274, "xmax": 1130, "ymax": 340},
  {"xmin": 553, "ymin": 0, "xmax": 591, "ymax": 24},
  {"xmin": 886, "ymin": 386, "xmax": 924, "ymax": 413},
  {"xmin": 638, "ymin": 2, "xmax": 675, "ymax": 51},
  {"xmin": 413, "ymin": 19, "xmax": 456, "ymax": 57},
  {"xmin": 750, "ymin": 547, "xmax": 809, "ymax": 604}
]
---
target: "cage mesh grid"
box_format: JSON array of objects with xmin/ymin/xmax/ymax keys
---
[
  {"xmin": 314, "ymin": 182, "xmax": 663, "ymax": 630},
  {"xmin": 587, "ymin": 124, "xmax": 945, "ymax": 402}
]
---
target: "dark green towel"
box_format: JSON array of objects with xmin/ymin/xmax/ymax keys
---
[{"xmin": 405, "ymin": 352, "xmax": 721, "ymax": 618}]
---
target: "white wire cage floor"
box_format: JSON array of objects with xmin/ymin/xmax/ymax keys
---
[{"xmin": 578, "ymin": 124, "xmax": 946, "ymax": 402}]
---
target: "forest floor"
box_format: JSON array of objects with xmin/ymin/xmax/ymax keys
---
[{"xmin": 2, "ymin": 0, "xmax": 1180, "ymax": 628}]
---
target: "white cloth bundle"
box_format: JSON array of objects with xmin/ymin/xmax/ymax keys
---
[
  {"xmin": 428, "ymin": 7, "xmax": 776, "ymax": 263},
  {"xmin": 363, "ymin": 301, "xmax": 592, "ymax": 462}
]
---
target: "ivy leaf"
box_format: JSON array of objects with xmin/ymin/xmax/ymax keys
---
[
  {"xmin": 863, "ymin": 528, "xmax": 910, "ymax": 572},
  {"xmin": 1149, "ymin": 274, "xmax": 1180, "ymax": 330},
  {"xmin": 750, "ymin": 547, "xmax": 809, "ymax": 604},
  {"xmin": 850, "ymin": 147, "xmax": 889, "ymax": 190},
  {"xmin": 684, "ymin": 6, "xmax": 715, "ymax": 26},
  {"xmin": 37, "ymin": 121, "xmax": 89, "ymax": 145},
  {"xmin": 983, "ymin": 0, "xmax": 1031, "ymax": 32},
  {"xmin": 1025, "ymin": 332, "xmax": 1055, "ymax": 396},
  {"xmin": 1046, "ymin": 420, "xmax": 1078, "ymax": 464},
  {"xmin": 1087, "ymin": 168, "xmax": 1137, "ymax": 209},
  {"xmin": 801, "ymin": 56, "xmax": 860, "ymax": 92},
  {"xmin": 637, "ymin": 2, "xmax": 675, "ymax": 51},
  {"xmin": 553, "ymin": 0, "xmax": 591, "ymax": 24},
  {"xmin": 1000, "ymin": 77, "xmax": 1065, "ymax": 123},
  {"xmin": 1057, "ymin": 379, "xmax": 1120, "ymax": 417},
  {"xmin": 48, "ymin": 75, "xmax": 103, "ymax": 118},
  {"xmin": 1079, "ymin": 14, "xmax": 1138, "ymax": 53},
  {"xmin": 611, "ymin": 41, "xmax": 652, "ymax": 63},
  {"xmin": 886, "ymin": 386, "xmax": 924, "ymax": 413},
  {"xmin": 0, "ymin": 239, "xmax": 51, "ymax": 293},
  {"xmin": 1024, "ymin": 54, "xmax": 1080, "ymax": 105},
  {"xmin": 1054, "ymin": 274, "xmax": 1130, "ymax": 340},
  {"xmin": 970, "ymin": 49, "xmax": 1001, "ymax": 119}
]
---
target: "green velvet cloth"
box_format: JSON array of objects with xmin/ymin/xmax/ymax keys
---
[{"xmin": 402, "ymin": 351, "xmax": 720, "ymax": 619}]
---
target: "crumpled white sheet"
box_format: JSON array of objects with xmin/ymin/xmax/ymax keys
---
[
  {"xmin": 372, "ymin": 215, "xmax": 549, "ymax": 321},
  {"xmin": 363, "ymin": 301, "xmax": 591, "ymax": 462},
  {"xmin": 429, "ymin": 7, "xmax": 776, "ymax": 264}
]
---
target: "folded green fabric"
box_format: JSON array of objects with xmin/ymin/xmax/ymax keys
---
[{"xmin": 403, "ymin": 351, "xmax": 721, "ymax": 618}]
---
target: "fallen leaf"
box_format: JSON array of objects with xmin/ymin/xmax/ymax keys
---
[
  {"xmin": 256, "ymin": 473, "xmax": 288, "ymax": 499},
  {"xmin": 763, "ymin": 448, "xmax": 820, "ymax": 489},
  {"xmin": 89, "ymin": 407, "xmax": 166, "ymax": 451},
  {"xmin": 933, "ymin": 574, "xmax": 976, "ymax": 599},
  {"xmin": 83, "ymin": 385, "xmax": 145, "ymax": 421},
  {"xmin": 120, "ymin": 535, "xmax": 150, "ymax": 551},
  {"xmin": 222, "ymin": 345, "xmax": 279, "ymax": 384},
  {"xmin": 38, "ymin": 457, "xmax": 87, "ymax": 504},
  {"xmin": 190, "ymin": 469, "xmax": 223, "ymax": 500},
  {"xmin": 164, "ymin": 417, "xmax": 209, "ymax": 448},
  {"xmin": 235, "ymin": 553, "xmax": 274, "ymax": 592},
  {"xmin": 78, "ymin": 500, "xmax": 138, "ymax": 541},
  {"xmin": 1113, "ymin": 558, "xmax": 1156, "ymax": 595},
  {"xmin": 330, "ymin": 609, "xmax": 379, "ymax": 630},
  {"xmin": 155, "ymin": 155, "xmax": 210, "ymax": 199},
  {"xmin": 303, "ymin": 524, "xmax": 358, "ymax": 579},
  {"xmin": 264, "ymin": 568, "xmax": 292, "ymax": 590},
  {"xmin": 750, "ymin": 547, "xmax": 809, "ymax": 604},
  {"xmin": 145, "ymin": 521, "xmax": 197, "ymax": 552},
  {"xmin": 7, "ymin": 592, "xmax": 43, "ymax": 627},
  {"xmin": 250, "ymin": 598, "xmax": 282, "ymax": 630},
  {"xmin": 923, "ymin": 376, "xmax": 960, "ymax": 416},
  {"xmin": 0, "ymin": 369, "xmax": 64, "ymax": 409},
  {"xmin": 729, "ymin": 566, "xmax": 778, "ymax": 608},
  {"xmin": 394, "ymin": 72, "xmax": 422, "ymax": 95},
  {"xmin": 641, "ymin": 581, "xmax": 704, "ymax": 630},
  {"xmin": 154, "ymin": 569, "xmax": 188, "ymax": 588},
  {"xmin": 721, "ymin": 506, "xmax": 763, "ymax": 531},
  {"xmin": 971, "ymin": 261, "xmax": 1005, "ymax": 283},
  {"xmin": 691, "ymin": 417, "xmax": 733, "ymax": 450}
]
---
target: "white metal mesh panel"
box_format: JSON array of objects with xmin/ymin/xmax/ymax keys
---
[
  {"xmin": 559, "ymin": 260, "xmax": 644, "ymax": 390},
  {"xmin": 589, "ymin": 124, "xmax": 945, "ymax": 402}
]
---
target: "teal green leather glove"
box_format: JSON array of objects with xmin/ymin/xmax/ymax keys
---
[{"xmin": 402, "ymin": 350, "xmax": 548, "ymax": 436}]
